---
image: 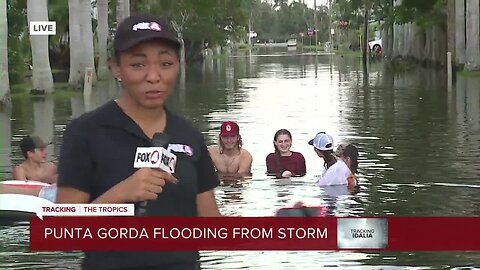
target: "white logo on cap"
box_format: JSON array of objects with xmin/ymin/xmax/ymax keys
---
[
  {"xmin": 226, "ymin": 125, "xmax": 232, "ymax": 131},
  {"xmin": 132, "ymin": 22, "xmax": 162, "ymax": 32}
]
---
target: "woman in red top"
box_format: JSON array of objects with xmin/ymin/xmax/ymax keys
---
[{"xmin": 266, "ymin": 129, "xmax": 306, "ymax": 178}]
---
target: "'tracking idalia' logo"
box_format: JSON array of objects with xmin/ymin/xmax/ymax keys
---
[{"xmin": 337, "ymin": 218, "xmax": 388, "ymax": 249}]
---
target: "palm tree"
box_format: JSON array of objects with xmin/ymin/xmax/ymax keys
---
[
  {"xmin": 465, "ymin": 0, "xmax": 480, "ymax": 70},
  {"xmin": 117, "ymin": 0, "xmax": 130, "ymax": 24},
  {"xmin": 0, "ymin": 0, "xmax": 9, "ymax": 104},
  {"xmin": 68, "ymin": 0, "xmax": 82, "ymax": 87},
  {"xmin": 27, "ymin": 0, "xmax": 54, "ymax": 93},
  {"xmin": 96, "ymin": 0, "xmax": 109, "ymax": 79},
  {"xmin": 69, "ymin": 0, "xmax": 96, "ymax": 87},
  {"xmin": 455, "ymin": 0, "xmax": 465, "ymax": 65},
  {"xmin": 79, "ymin": 0, "xmax": 96, "ymax": 83}
]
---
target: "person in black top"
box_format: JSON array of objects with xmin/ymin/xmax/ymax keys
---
[{"xmin": 56, "ymin": 14, "xmax": 221, "ymax": 270}]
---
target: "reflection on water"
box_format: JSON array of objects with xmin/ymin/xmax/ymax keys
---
[{"xmin": 1, "ymin": 47, "xmax": 480, "ymax": 269}]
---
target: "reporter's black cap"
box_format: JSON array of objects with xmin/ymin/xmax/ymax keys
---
[{"xmin": 113, "ymin": 14, "xmax": 180, "ymax": 52}]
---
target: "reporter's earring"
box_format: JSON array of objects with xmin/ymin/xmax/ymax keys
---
[{"xmin": 116, "ymin": 77, "xmax": 122, "ymax": 82}]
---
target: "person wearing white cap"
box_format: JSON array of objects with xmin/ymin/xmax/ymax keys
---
[{"xmin": 308, "ymin": 132, "xmax": 356, "ymax": 187}]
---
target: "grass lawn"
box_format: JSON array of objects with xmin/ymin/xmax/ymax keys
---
[{"xmin": 10, "ymin": 82, "xmax": 81, "ymax": 99}]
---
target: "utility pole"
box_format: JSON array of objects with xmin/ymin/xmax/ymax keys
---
[
  {"xmin": 314, "ymin": 0, "xmax": 318, "ymax": 48},
  {"xmin": 329, "ymin": 0, "xmax": 333, "ymax": 51},
  {"xmin": 362, "ymin": 1, "xmax": 369, "ymax": 65},
  {"xmin": 248, "ymin": 14, "xmax": 252, "ymax": 47},
  {"xmin": 362, "ymin": 0, "xmax": 370, "ymax": 86}
]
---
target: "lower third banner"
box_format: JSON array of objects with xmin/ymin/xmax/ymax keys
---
[
  {"xmin": 29, "ymin": 217, "xmax": 480, "ymax": 251},
  {"xmin": 30, "ymin": 217, "xmax": 337, "ymax": 251}
]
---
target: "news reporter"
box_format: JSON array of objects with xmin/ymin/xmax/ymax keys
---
[{"xmin": 56, "ymin": 14, "xmax": 221, "ymax": 269}]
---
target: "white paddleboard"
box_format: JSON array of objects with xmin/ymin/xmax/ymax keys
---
[
  {"xmin": 0, "ymin": 180, "xmax": 54, "ymax": 222},
  {"xmin": 1, "ymin": 179, "xmax": 51, "ymax": 189}
]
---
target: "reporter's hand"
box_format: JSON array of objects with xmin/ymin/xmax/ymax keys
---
[
  {"xmin": 293, "ymin": 201, "xmax": 305, "ymax": 208},
  {"xmin": 282, "ymin": 170, "xmax": 292, "ymax": 178},
  {"xmin": 120, "ymin": 168, "xmax": 178, "ymax": 202}
]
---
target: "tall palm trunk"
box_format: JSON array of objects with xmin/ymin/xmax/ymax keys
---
[
  {"xmin": 79, "ymin": 0, "xmax": 96, "ymax": 83},
  {"xmin": 455, "ymin": 0, "xmax": 465, "ymax": 66},
  {"xmin": 465, "ymin": 0, "xmax": 480, "ymax": 70},
  {"xmin": 68, "ymin": 0, "xmax": 82, "ymax": 87},
  {"xmin": 446, "ymin": 0, "xmax": 456, "ymax": 62},
  {"xmin": 0, "ymin": 0, "xmax": 9, "ymax": 104},
  {"xmin": 117, "ymin": 0, "xmax": 130, "ymax": 24},
  {"xmin": 27, "ymin": 0, "xmax": 54, "ymax": 93},
  {"xmin": 68, "ymin": 0, "xmax": 96, "ymax": 87},
  {"xmin": 96, "ymin": 0, "xmax": 109, "ymax": 79}
]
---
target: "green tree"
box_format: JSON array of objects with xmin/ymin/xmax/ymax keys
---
[
  {"xmin": 6, "ymin": 0, "xmax": 30, "ymax": 85},
  {"xmin": 249, "ymin": 0, "xmax": 330, "ymax": 43},
  {"xmin": 133, "ymin": 0, "xmax": 250, "ymax": 62},
  {"xmin": 47, "ymin": 1, "xmax": 69, "ymax": 69}
]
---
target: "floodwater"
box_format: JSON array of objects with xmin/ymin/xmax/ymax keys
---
[{"xmin": 1, "ymin": 47, "xmax": 480, "ymax": 269}]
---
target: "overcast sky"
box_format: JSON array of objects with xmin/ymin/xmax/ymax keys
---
[
  {"xmin": 303, "ymin": 0, "xmax": 329, "ymax": 8},
  {"xmin": 263, "ymin": 0, "xmax": 330, "ymax": 8},
  {"xmin": 274, "ymin": 0, "xmax": 330, "ymax": 8}
]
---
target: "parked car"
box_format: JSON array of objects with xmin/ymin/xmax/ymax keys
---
[
  {"xmin": 286, "ymin": 38, "xmax": 297, "ymax": 47},
  {"xmin": 368, "ymin": 38, "xmax": 382, "ymax": 52}
]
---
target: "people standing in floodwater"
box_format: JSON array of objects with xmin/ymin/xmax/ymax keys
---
[
  {"xmin": 285, "ymin": 142, "xmax": 361, "ymax": 216},
  {"xmin": 266, "ymin": 129, "xmax": 306, "ymax": 178},
  {"xmin": 308, "ymin": 132, "xmax": 356, "ymax": 188},
  {"xmin": 209, "ymin": 121, "xmax": 252, "ymax": 176}
]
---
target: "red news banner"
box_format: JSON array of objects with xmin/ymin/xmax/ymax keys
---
[
  {"xmin": 30, "ymin": 205, "xmax": 480, "ymax": 251},
  {"xmin": 30, "ymin": 217, "xmax": 337, "ymax": 251}
]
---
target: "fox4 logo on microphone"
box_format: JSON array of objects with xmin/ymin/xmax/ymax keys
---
[{"xmin": 133, "ymin": 147, "xmax": 177, "ymax": 173}]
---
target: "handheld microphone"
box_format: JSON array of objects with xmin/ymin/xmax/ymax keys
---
[
  {"xmin": 134, "ymin": 132, "xmax": 177, "ymax": 216},
  {"xmin": 133, "ymin": 133, "xmax": 176, "ymax": 173}
]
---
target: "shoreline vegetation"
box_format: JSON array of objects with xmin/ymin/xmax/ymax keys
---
[
  {"xmin": 10, "ymin": 82, "xmax": 81, "ymax": 99},
  {"xmin": 456, "ymin": 70, "xmax": 480, "ymax": 77}
]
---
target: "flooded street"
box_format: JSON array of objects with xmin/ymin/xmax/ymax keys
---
[{"xmin": 1, "ymin": 48, "xmax": 480, "ymax": 269}]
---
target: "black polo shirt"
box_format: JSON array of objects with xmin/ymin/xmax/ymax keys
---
[{"xmin": 57, "ymin": 100, "xmax": 219, "ymax": 270}]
